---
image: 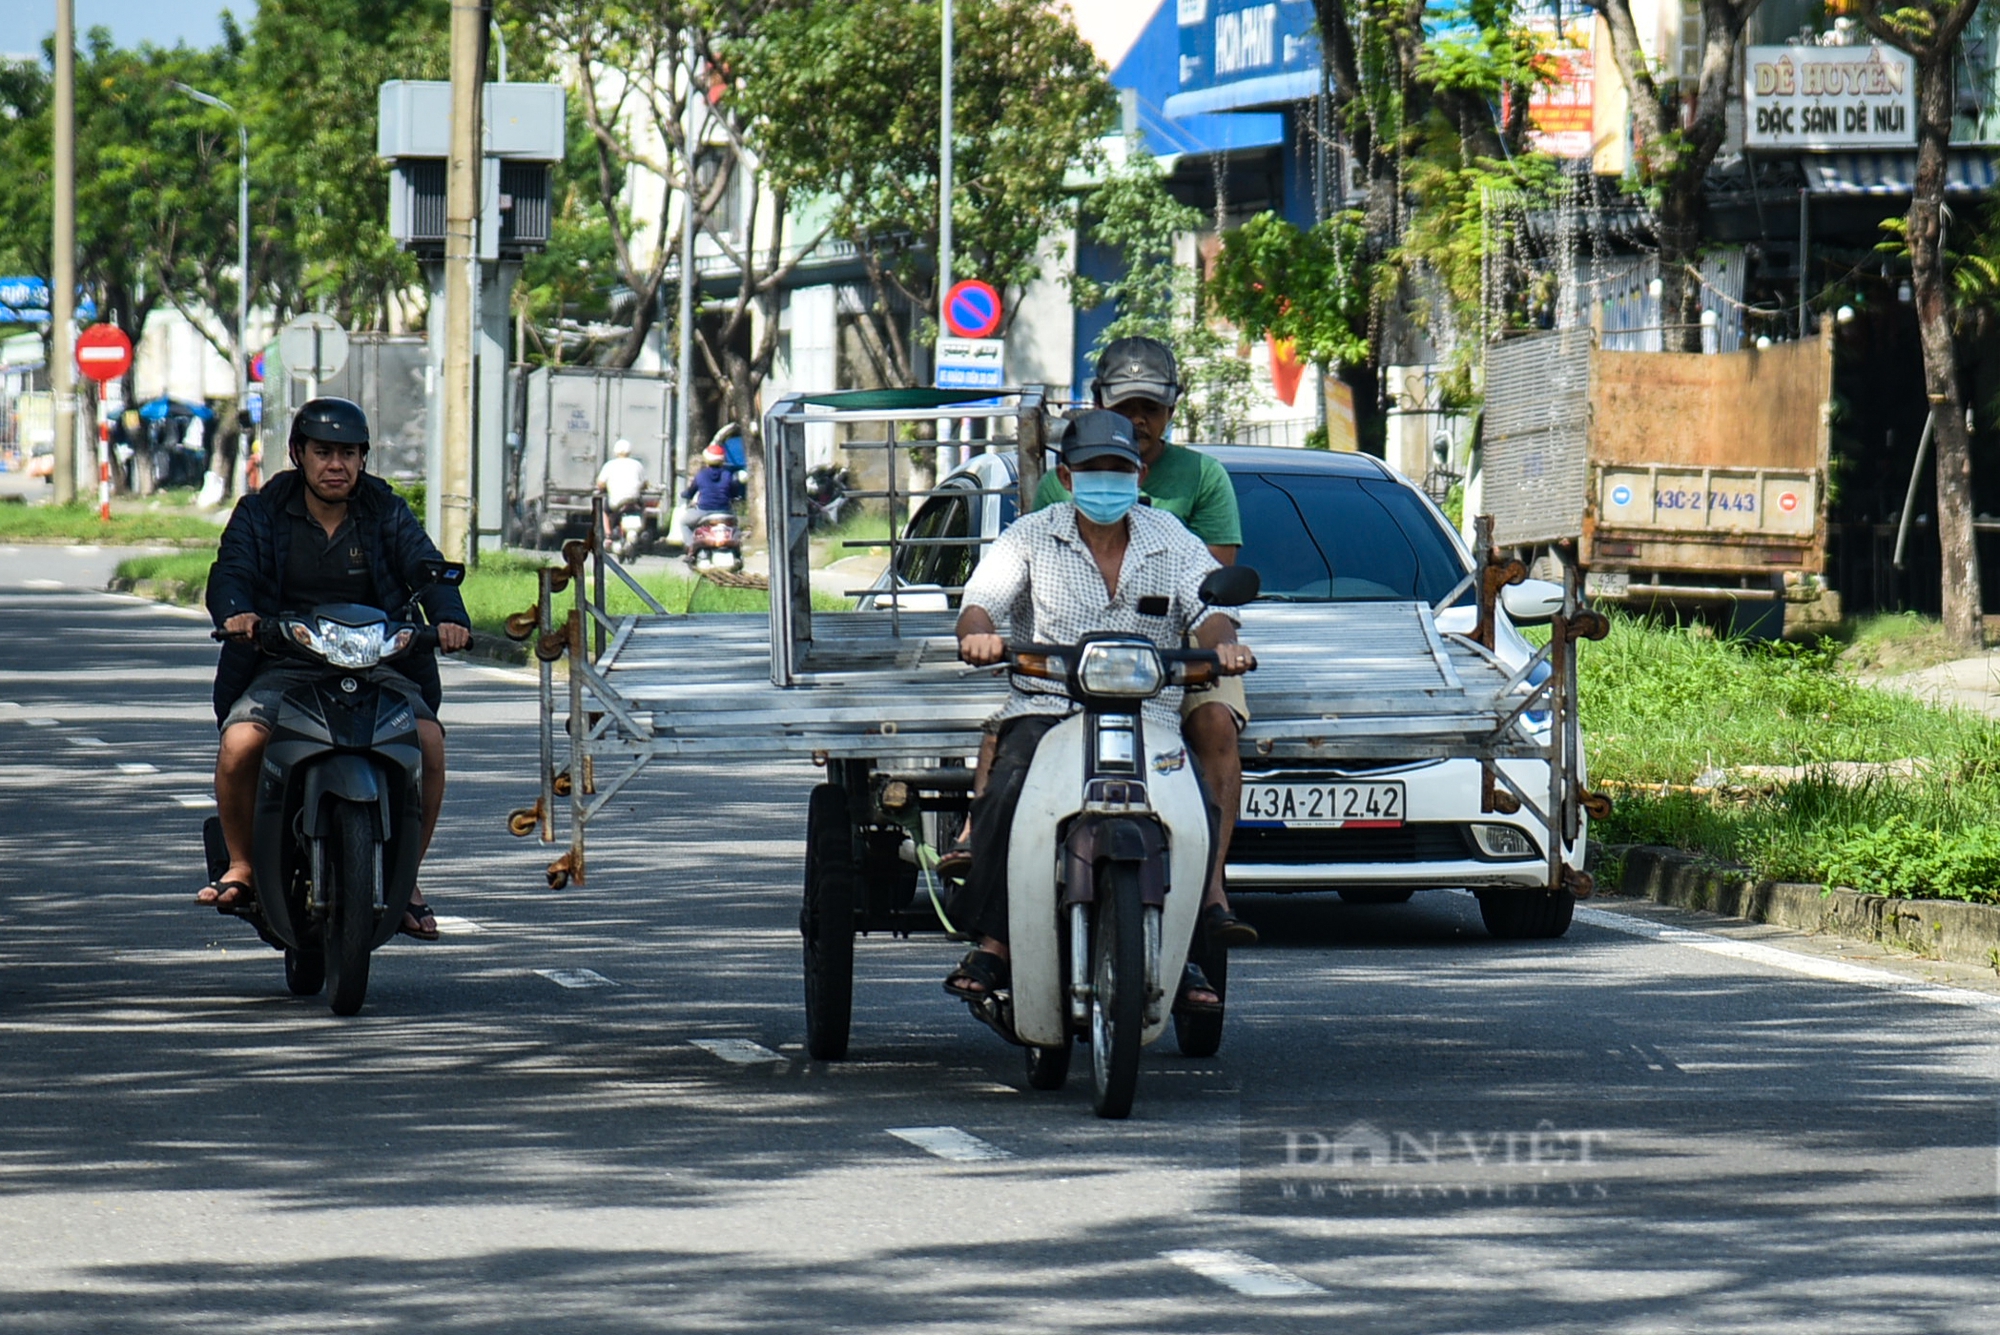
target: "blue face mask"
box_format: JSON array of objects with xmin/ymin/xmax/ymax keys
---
[{"xmin": 1070, "ymin": 470, "xmax": 1141, "ymax": 524}]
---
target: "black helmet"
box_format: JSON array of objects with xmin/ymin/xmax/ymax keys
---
[
  {"xmin": 289, "ymin": 397, "xmax": 370, "ymax": 450},
  {"xmin": 1092, "ymin": 337, "xmax": 1180, "ymax": 411}
]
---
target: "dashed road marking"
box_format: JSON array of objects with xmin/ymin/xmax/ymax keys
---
[
  {"xmin": 887, "ymin": 1126, "xmax": 1012, "ymax": 1162},
  {"xmin": 429, "ymin": 914, "xmax": 486, "ymax": 934},
  {"xmin": 171, "ymin": 794, "xmax": 213, "ymax": 810},
  {"xmin": 116, "ymin": 762, "xmax": 158, "ymax": 774},
  {"xmin": 535, "ymin": 967, "xmax": 616, "ymax": 989},
  {"xmin": 1163, "ymin": 1249, "xmax": 1325, "ymax": 1297},
  {"xmin": 24, "ymin": 717, "xmax": 59, "ymax": 728},
  {"xmin": 1575, "ymin": 906, "xmax": 2000, "ymax": 1018},
  {"xmin": 691, "ymin": 1038, "xmax": 785, "ymax": 1065},
  {"xmin": 67, "ymin": 736, "xmax": 109, "ymax": 747},
  {"xmin": 23, "ymin": 579, "xmax": 63, "ymax": 590}
]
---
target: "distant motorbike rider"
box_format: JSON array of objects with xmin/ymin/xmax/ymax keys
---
[
  {"xmin": 595, "ymin": 437, "xmax": 648, "ymax": 542},
  {"xmin": 680, "ymin": 442, "xmax": 745, "ymax": 545},
  {"xmin": 198, "ymin": 397, "xmax": 472, "ymax": 939}
]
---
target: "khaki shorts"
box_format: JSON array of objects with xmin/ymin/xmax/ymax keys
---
[{"xmin": 1181, "ymin": 672, "xmax": 1249, "ymax": 729}]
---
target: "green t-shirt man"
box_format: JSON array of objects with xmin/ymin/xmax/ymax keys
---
[{"xmin": 1033, "ymin": 439, "xmax": 1242, "ymax": 549}]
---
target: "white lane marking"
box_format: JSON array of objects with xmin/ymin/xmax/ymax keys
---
[
  {"xmin": 887, "ymin": 1126, "xmax": 1012, "ymax": 1163},
  {"xmin": 67, "ymin": 736, "xmax": 109, "ymax": 747},
  {"xmin": 692, "ymin": 1038, "xmax": 786, "ymax": 1065},
  {"xmin": 65, "ymin": 545, "xmax": 101, "ymax": 554},
  {"xmin": 1575, "ymin": 906, "xmax": 2000, "ymax": 1018},
  {"xmin": 1163, "ymin": 1249, "xmax": 1326, "ymax": 1297},
  {"xmin": 429, "ymin": 914, "xmax": 486, "ymax": 934},
  {"xmin": 24, "ymin": 717, "xmax": 59, "ymax": 727},
  {"xmin": 535, "ymin": 967, "xmax": 616, "ymax": 989},
  {"xmin": 171, "ymin": 794, "xmax": 213, "ymax": 810},
  {"xmin": 116, "ymin": 762, "xmax": 159, "ymax": 774},
  {"xmin": 23, "ymin": 579, "xmax": 63, "ymax": 590}
]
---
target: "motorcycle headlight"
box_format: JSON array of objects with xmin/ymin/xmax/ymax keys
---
[
  {"xmin": 315, "ymin": 618, "xmax": 387, "ymax": 669},
  {"xmin": 1077, "ymin": 642, "xmax": 1165, "ymax": 698}
]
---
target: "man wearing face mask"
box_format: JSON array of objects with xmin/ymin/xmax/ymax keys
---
[
  {"xmin": 1031, "ymin": 338, "xmax": 1254, "ymax": 947},
  {"xmin": 946, "ymin": 410, "xmax": 1255, "ymax": 1008}
]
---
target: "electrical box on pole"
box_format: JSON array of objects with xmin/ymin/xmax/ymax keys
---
[{"xmin": 378, "ymin": 81, "xmax": 564, "ymax": 259}]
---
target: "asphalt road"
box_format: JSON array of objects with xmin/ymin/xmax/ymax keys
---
[{"xmin": 2, "ymin": 547, "xmax": 1998, "ymax": 1333}]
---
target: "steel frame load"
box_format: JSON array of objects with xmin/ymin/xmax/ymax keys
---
[{"xmin": 508, "ymin": 391, "xmax": 1602, "ymax": 902}]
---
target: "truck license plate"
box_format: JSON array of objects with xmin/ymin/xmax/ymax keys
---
[{"xmin": 1239, "ymin": 781, "xmax": 1404, "ymax": 828}]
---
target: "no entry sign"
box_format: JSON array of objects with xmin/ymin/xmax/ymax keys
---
[
  {"xmin": 944, "ymin": 280, "xmax": 1002, "ymax": 339},
  {"xmin": 74, "ymin": 323, "xmax": 133, "ymax": 383}
]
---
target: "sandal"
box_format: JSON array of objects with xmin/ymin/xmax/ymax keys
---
[
  {"xmin": 943, "ymin": 948, "xmax": 1009, "ymax": 1001},
  {"xmin": 399, "ymin": 898, "xmax": 439, "ymax": 942},
  {"xmin": 197, "ymin": 880, "xmax": 253, "ymax": 911},
  {"xmin": 934, "ymin": 835, "xmax": 973, "ymax": 881},
  {"xmin": 1173, "ymin": 961, "xmax": 1223, "ymax": 1015},
  {"xmin": 1202, "ymin": 902, "xmax": 1259, "ymax": 948}
]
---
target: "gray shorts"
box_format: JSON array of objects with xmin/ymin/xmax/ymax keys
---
[{"xmin": 220, "ymin": 663, "xmax": 437, "ymax": 734}]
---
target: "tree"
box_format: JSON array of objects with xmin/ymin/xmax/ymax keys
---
[
  {"xmin": 523, "ymin": 1, "xmax": 831, "ymax": 453},
  {"xmin": 1074, "ymin": 156, "xmax": 1259, "ymax": 442},
  {"xmin": 1867, "ymin": 0, "xmax": 1987, "ymax": 649},
  {"xmin": 1587, "ymin": 0, "xmax": 1767, "ymax": 354},
  {"xmin": 731, "ymin": 0, "xmax": 1115, "ymax": 387}
]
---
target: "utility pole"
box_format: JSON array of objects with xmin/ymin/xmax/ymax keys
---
[
  {"xmin": 440, "ymin": 0, "xmax": 490, "ymax": 564},
  {"xmin": 51, "ymin": 0, "xmax": 77, "ymax": 505},
  {"xmin": 673, "ymin": 47, "xmax": 697, "ymax": 486},
  {"xmin": 938, "ymin": 0, "xmax": 953, "ymax": 337}
]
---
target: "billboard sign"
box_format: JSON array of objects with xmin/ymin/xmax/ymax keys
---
[
  {"xmin": 1171, "ymin": 0, "xmax": 1320, "ymax": 116},
  {"xmin": 1528, "ymin": 47, "xmax": 1595, "ymax": 159},
  {"xmin": 1745, "ymin": 43, "xmax": 1916, "ymax": 149},
  {"xmin": 935, "ymin": 337, "xmax": 1004, "ymax": 391}
]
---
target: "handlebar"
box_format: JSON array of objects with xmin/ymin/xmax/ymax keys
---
[{"xmin": 211, "ymin": 618, "xmax": 448, "ymax": 656}]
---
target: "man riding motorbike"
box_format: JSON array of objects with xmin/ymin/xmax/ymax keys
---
[
  {"xmin": 945, "ymin": 410, "xmax": 1255, "ymax": 1008},
  {"xmin": 679, "ymin": 442, "xmax": 746, "ymax": 547},
  {"xmin": 944, "ymin": 337, "xmax": 1257, "ymax": 948},
  {"xmin": 197, "ymin": 397, "xmax": 472, "ymax": 939},
  {"xmin": 594, "ymin": 437, "xmax": 648, "ymax": 544}
]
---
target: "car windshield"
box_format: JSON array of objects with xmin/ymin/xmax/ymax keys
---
[{"xmin": 1232, "ymin": 472, "xmax": 1471, "ymax": 604}]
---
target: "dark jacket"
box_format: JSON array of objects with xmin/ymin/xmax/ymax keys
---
[
  {"xmin": 206, "ymin": 469, "xmax": 471, "ymax": 723},
  {"xmin": 682, "ymin": 465, "xmax": 744, "ymax": 513}
]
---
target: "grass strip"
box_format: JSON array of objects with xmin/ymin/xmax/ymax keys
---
[
  {"xmin": 1, "ymin": 498, "xmax": 225, "ymax": 543},
  {"xmin": 112, "ymin": 548, "xmax": 851, "ymax": 638},
  {"xmin": 1583, "ymin": 615, "xmax": 2000, "ymax": 905}
]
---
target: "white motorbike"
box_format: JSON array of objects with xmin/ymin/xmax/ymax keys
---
[{"xmin": 976, "ymin": 565, "xmax": 1259, "ymax": 1118}]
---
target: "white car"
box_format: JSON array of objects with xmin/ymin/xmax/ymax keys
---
[{"xmin": 875, "ymin": 445, "xmax": 1583, "ymax": 934}]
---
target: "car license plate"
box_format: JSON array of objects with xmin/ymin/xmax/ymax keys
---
[{"xmin": 1239, "ymin": 781, "xmax": 1405, "ymax": 828}]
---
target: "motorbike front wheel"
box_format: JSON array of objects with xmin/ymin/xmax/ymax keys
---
[
  {"xmin": 284, "ymin": 945, "xmax": 326, "ymax": 996},
  {"xmin": 802, "ymin": 783, "xmax": 857, "ymax": 1060},
  {"xmin": 1089, "ymin": 865, "xmax": 1146, "ymax": 1119},
  {"xmin": 320, "ymin": 801, "xmax": 381, "ymax": 1016}
]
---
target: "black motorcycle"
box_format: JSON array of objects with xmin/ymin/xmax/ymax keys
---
[{"xmin": 204, "ymin": 561, "xmax": 464, "ymax": 1014}]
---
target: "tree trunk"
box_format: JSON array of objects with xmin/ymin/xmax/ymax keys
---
[
  {"xmin": 1907, "ymin": 54, "xmax": 1983, "ymax": 649},
  {"xmin": 1656, "ymin": 184, "xmax": 1704, "ymax": 353}
]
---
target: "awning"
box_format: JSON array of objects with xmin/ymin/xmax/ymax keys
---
[
  {"xmin": 1162, "ymin": 68, "xmax": 1319, "ymax": 119},
  {"xmin": 1801, "ymin": 151, "xmax": 2000, "ymax": 195}
]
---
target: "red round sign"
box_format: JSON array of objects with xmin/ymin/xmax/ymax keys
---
[
  {"xmin": 944, "ymin": 279, "xmax": 1003, "ymax": 339},
  {"xmin": 74, "ymin": 323, "xmax": 133, "ymax": 384},
  {"xmin": 1778, "ymin": 492, "xmax": 1799, "ymax": 513}
]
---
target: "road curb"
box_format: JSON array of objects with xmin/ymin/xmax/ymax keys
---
[{"xmin": 1615, "ymin": 844, "xmax": 2000, "ymax": 971}]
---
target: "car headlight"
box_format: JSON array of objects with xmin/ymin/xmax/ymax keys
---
[
  {"xmin": 314, "ymin": 618, "xmax": 387, "ymax": 669},
  {"xmin": 1077, "ymin": 642, "xmax": 1165, "ymax": 698}
]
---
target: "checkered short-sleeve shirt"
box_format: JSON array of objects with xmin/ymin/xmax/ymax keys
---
[{"xmin": 960, "ymin": 501, "xmax": 1233, "ymax": 729}]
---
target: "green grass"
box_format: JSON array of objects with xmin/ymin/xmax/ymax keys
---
[
  {"xmin": 112, "ymin": 547, "xmax": 851, "ymax": 638},
  {"xmin": 1831, "ymin": 611, "xmax": 1968, "ymax": 677},
  {"xmin": 0, "ymin": 498, "xmax": 224, "ymax": 543},
  {"xmin": 1584, "ymin": 615, "xmax": 2000, "ymax": 905},
  {"xmin": 808, "ymin": 506, "xmax": 897, "ymax": 568}
]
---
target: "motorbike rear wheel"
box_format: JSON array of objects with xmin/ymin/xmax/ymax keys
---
[
  {"xmin": 1089, "ymin": 865, "xmax": 1146, "ymax": 1119},
  {"xmin": 802, "ymin": 783, "xmax": 857, "ymax": 1060},
  {"xmin": 320, "ymin": 801, "xmax": 380, "ymax": 1016},
  {"xmin": 1025, "ymin": 1038, "xmax": 1072, "ymax": 1090},
  {"xmin": 284, "ymin": 945, "xmax": 326, "ymax": 996}
]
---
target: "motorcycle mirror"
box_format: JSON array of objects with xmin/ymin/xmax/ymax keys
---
[
  {"xmin": 1198, "ymin": 565, "xmax": 1261, "ymax": 608},
  {"xmin": 424, "ymin": 560, "xmax": 467, "ymax": 588}
]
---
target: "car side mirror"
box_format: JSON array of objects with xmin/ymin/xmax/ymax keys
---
[
  {"xmin": 1199, "ymin": 565, "xmax": 1261, "ymax": 608},
  {"xmin": 1500, "ymin": 578, "xmax": 1564, "ymax": 625},
  {"xmin": 424, "ymin": 560, "xmax": 467, "ymax": 588}
]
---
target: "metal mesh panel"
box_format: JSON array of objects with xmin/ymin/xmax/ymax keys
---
[{"xmin": 1481, "ymin": 330, "xmax": 1592, "ymax": 548}]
